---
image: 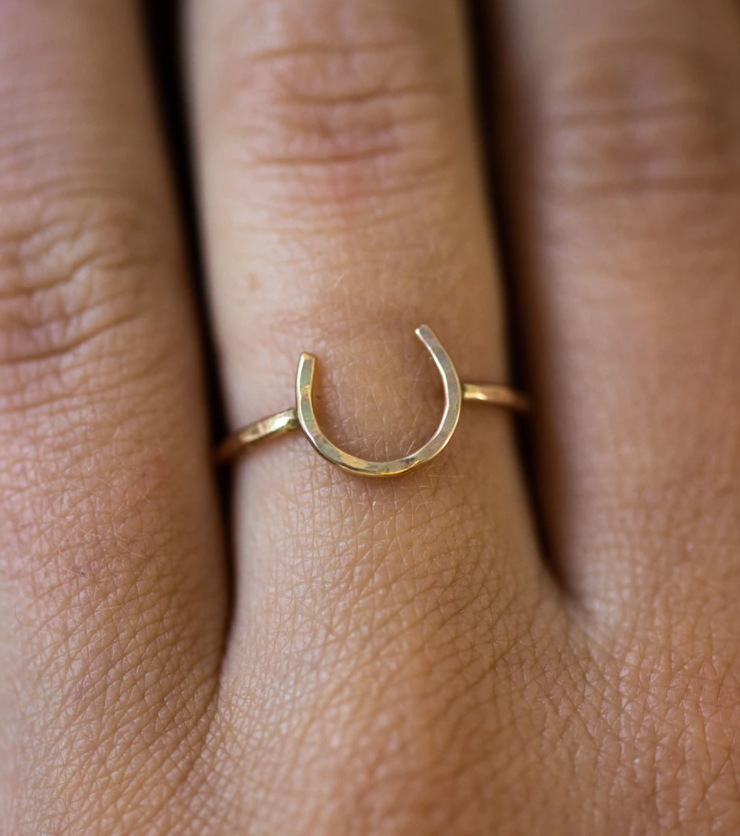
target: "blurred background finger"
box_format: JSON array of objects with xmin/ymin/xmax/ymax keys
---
[{"xmin": 0, "ymin": 2, "xmax": 225, "ymax": 829}]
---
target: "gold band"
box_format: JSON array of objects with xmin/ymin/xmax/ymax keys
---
[{"xmin": 215, "ymin": 325, "xmax": 530, "ymax": 477}]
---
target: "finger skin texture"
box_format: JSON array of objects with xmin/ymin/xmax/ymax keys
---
[
  {"xmin": 0, "ymin": 2, "xmax": 225, "ymax": 833},
  {"xmin": 491, "ymin": 0, "xmax": 740, "ymax": 830}
]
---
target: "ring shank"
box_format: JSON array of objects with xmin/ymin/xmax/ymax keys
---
[
  {"xmin": 214, "ymin": 408, "xmax": 299, "ymax": 465},
  {"xmin": 462, "ymin": 383, "xmax": 531, "ymax": 413},
  {"xmin": 216, "ymin": 383, "xmax": 530, "ymax": 465}
]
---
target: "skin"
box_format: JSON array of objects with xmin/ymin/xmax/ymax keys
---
[{"xmin": 1, "ymin": 0, "xmax": 739, "ymax": 832}]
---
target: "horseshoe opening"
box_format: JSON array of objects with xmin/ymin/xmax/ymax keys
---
[{"xmin": 295, "ymin": 325, "xmax": 463, "ymax": 477}]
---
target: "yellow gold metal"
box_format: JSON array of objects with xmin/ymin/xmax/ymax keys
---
[
  {"xmin": 462, "ymin": 383, "xmax": 531, "ymax": 413},
  {"xmin": 214, "ymin": 408, "xmax": 299, "ymax": 465},
  {"xmin": 216, "ymin": 325, "xmax": 530, "ymax": 476},
  {"xmin": 297, "ymin": 325, "xmax": 462, "ymax": 476}
]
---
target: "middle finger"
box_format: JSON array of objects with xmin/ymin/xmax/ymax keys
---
[{"xmin": 189, "ymin": 0, "xmax": 548, "ymax": 824}]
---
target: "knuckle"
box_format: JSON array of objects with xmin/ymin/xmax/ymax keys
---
[
  {"xmin": 541, "ymin": 36, "xmax": 740, "ymax": 198},
  {"xmin": 0, "ymin": 187, "xmax": 170, "ymax": 402},
  {"xmin": 218, "ymin": 9, "xmax": 459, "ymax": 210}
]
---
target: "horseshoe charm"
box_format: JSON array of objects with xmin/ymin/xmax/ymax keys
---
[
  {"xmin": 215, "ymin": 324, "xmax": 530, "ymax": 476},
  {"xmin": 297, "ymin": 325, "xmax": 462, "ymax": 477}
]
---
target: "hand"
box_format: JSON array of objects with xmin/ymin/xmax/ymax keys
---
[{"xmin": 1, "ymin": 1, "xmax": 739, "ymax": 833}]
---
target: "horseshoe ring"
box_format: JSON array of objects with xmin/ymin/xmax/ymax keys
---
[{"xmin": 215, "ymin": 325, "xmax": 530, "ymax": 477}]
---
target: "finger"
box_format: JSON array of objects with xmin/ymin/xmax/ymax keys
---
[
  {"xmin": 0, "ymin": 2, "xmax": 224, "ymax": 829},
  {"xmin": 189, "ymin": 0, "xmax": 549, "ymax": 821},
  {"xmin": 492, "ymin": 0, "xmax": 740, "ymax": 617}
]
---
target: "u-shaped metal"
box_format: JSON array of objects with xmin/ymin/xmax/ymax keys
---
[
  {"xmin": 214, "ymin": 323, "xmax": 530, "ymax": 472},
  {"xmin": 296, "ymin": 325, "xmax": 462, "ymax": 477}
]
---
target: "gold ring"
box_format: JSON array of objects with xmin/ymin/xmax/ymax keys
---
[{"xmin": 215, "ymin": 325, "xmax": 530, "ymax": 477}]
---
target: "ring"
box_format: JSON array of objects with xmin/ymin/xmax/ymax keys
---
[{"xmin": 216, "ymin": 325, "xmax": 530, "ymax": 477}]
